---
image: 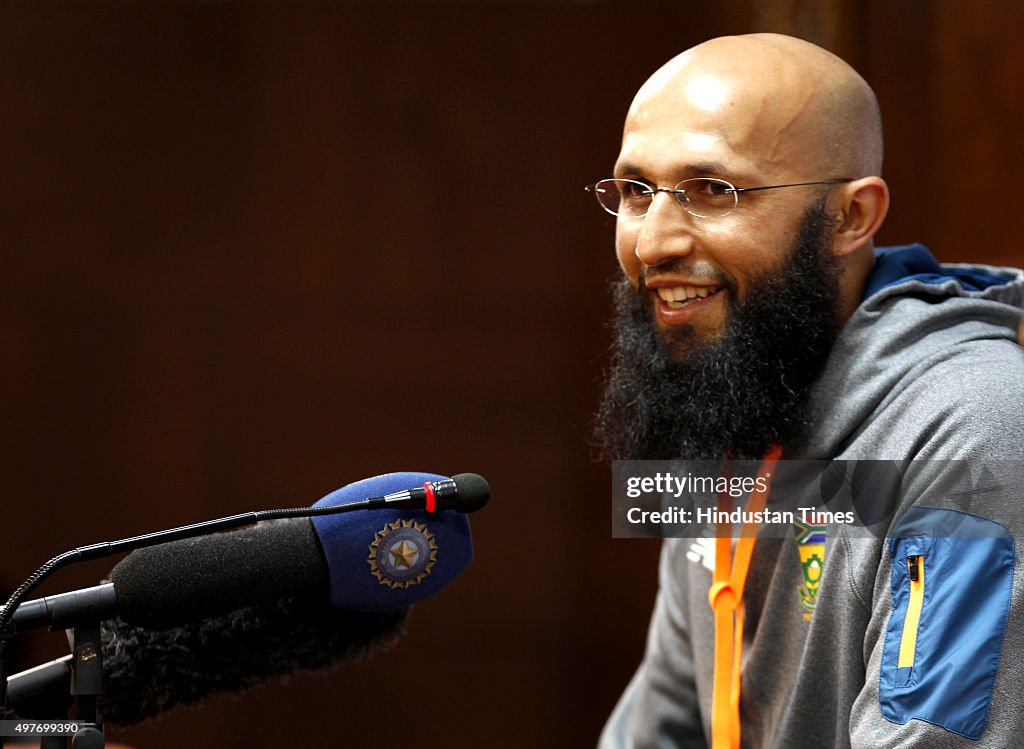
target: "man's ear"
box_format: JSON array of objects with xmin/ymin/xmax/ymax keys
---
[{"xmin": 831, "ymin": 177, "xmax": 889, "ymax": 257}]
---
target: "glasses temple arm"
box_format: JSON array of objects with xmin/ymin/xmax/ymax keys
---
[{"xmin": 731, "ymin": 178, "xmax": 853, "ymax": 194}]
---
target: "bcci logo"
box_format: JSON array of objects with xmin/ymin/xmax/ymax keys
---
[{"xmin": 368, "ymin": 519, "xmax": 438, "ymax": 589}]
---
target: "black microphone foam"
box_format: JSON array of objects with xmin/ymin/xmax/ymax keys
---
[
  {"xmin": 110, "ymin": 517, "xmax": 326, "ymax": 630},
  {"xmin": 98, "ymin": 600, "xmax": 407, "ymax": 726},
  {"xmin": 451, "ymin": 473, "xmax": 490, "ymax": 513}
]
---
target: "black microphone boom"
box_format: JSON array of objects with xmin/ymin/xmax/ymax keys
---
[{"xmin": 12, "ymin": 584, "xmax": 118, "ymax": 633}]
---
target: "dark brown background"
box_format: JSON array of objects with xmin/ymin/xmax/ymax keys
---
[{"xmin": 1, "ymin": 2, "xmax": 1021, "ymax": 747}]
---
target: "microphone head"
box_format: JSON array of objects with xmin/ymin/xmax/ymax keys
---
[
  {"xmin": 311, "ymin": 472, "xmax": 473, "ymax": 612},
  {"xmin": 452, "ymin": 472, "xmax": 490, "ymax": 513},
  {"xmin": 111, "ymin": 517, "xmax": 326, "ymax": 630}
]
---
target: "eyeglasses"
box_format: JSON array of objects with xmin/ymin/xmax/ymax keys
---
[{"xmin": 584, "ymin": 177, "xmax": 853, "ymax": 219}]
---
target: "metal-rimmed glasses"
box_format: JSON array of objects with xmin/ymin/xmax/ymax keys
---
[{"xmin": 585, "ymin": 177, "xmax": 853, "ymax": 219}]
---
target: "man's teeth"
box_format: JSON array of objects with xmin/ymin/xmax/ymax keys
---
[{"xmin": 656, "ymin": 285, "xmax": 721, "ymax": 308}]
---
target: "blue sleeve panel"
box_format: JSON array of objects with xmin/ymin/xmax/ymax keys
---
[{"xmin": 880, "ymin": 506, "xmax": 1015, "ymax": 740}]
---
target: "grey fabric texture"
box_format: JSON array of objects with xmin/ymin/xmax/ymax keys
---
[{"xmin": 600, "ymin": 258, "xmax": 1024, "ymax": 748}]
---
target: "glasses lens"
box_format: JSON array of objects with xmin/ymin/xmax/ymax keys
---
[
  {"xmin": 675, "ymin": 178, "xmax": 737, "ymax": 218},
  {"xmin": 593, "ymin": 179, "xmax": 650, "ymax": 217}
]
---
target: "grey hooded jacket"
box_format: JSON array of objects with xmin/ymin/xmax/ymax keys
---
[{"xmin": 600, "ymin": 245, "xmax": 1024, "ymax": 748}]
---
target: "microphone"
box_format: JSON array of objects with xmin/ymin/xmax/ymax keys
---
[
  {"xmin": 12, "ymin": 472, "xmax": 489, "ymax": 632},
  {"xmin": 5, "ymin": 472, "xmax": 489, "ymax": 725},
  {"xmin": 370, "ymin": 472, "xmax": 490, "ymax": 514}
]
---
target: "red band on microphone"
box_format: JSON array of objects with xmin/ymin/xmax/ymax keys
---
[{"xmin": 423, "ymin": 482, "xmax": 436, "ymax": 513}]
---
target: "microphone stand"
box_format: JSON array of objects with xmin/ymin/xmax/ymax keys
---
[
  {"xmin": 67, "ymin": 622, "xmax": 104, "ymax": 749},
  {"xmin": 3, "ymin": 623, "xmax": 105, "ymax": 749}
]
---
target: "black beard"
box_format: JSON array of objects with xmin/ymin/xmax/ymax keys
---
[{"xmin": 593, "ymin": 200, "xmax": 841, "ymax": 461}]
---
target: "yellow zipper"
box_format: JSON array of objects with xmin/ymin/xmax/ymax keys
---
[{"xmin": 898, "ymin": 555, "xmax": 925, "ymax": 669}]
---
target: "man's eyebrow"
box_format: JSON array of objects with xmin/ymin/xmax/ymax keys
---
[
  {"xmin": 612, "ymin": 160, "xmax": 740, "ymax": 180},
  {"xmin": 688, "ymin": 161, "xmax": 731, "ymax": 177},
  {"xmin": 613, "ymin": 162, "xmax": 644, "ymax": 178}
]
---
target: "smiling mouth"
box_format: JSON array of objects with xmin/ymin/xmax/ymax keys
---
[{"xmin": 655, "ymin": 285, "xmax": 723, "ymax": 309}]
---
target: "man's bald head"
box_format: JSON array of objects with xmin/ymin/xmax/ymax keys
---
[{"xmin": 625, "ymin": 33, "xmax": 883, "ymax": 179}]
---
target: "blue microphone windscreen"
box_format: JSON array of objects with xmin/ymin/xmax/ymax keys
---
[{"xmin": 311, "ymin": 472, "xmax": 473, "ymax": 612}]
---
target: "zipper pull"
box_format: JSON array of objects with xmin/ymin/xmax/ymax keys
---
[{"xmin": 908, "ymin": 555, "xmax": 920, "ymax": 582}]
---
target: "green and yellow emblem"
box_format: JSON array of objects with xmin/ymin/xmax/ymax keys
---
[{"xmin": 794, "ymin": 516, "xmax": 827, "ymax": 621}]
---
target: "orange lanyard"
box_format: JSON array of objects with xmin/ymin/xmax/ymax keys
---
[{"xmin": 708, "ymin": 446, "xmax": 783, "ymax": 749}]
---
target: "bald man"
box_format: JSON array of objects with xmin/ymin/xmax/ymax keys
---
[{"xmin": 591, "ymin": 35, "xmax": 1024, "ymax": 748}]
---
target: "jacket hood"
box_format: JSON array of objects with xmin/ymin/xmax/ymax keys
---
[{"xmin": 799, "ymin": 243, "xmax": 1024, "ymax": 459}]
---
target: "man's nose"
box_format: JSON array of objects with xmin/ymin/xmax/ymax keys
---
[{"xmin": 633, "ymin": 191, "xmax": 698, "ymax": 267}]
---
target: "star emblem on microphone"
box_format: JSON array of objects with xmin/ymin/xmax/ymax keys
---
[
  {"xmin": 368, "ymin": 519, "xmax": 438, "ymax": 589},
  {"xmin": 389, "ymin": 539, "xmax": 419, "ymax": 569}
]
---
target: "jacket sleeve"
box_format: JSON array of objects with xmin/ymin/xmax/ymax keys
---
[
  {"xmin": 598, "ymin": 540, "xmax": 709, "ymax": 749},
  {"xmin": 849, "ymin": 354, "xmax": 1024, "ymax": 749}
]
